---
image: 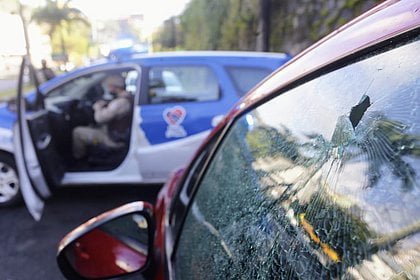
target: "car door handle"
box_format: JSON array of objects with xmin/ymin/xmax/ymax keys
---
[{"xmin": 36, "ymin": 134, "xmax": 52, "ymax": 150}]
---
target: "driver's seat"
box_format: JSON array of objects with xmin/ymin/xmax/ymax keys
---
[{"xmin": 86, "ymin": 143, "xmax": 128, "ymax": 169}]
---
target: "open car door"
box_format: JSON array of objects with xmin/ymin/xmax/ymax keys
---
[{"xmin": 13, "ymin": 57, "xmax": 65, "ymax": 220}]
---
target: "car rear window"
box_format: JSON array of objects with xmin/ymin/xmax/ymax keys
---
[
  {"xmin": 227, "ymin": 66, "xmax": 273, "ymax": 96},
  {"xmin": 175, "ymin": 36, "xmax": 420, "ymax": 279}
]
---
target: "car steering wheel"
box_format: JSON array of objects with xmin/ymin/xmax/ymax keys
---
[{"xmin": 74, "ymin": 99, "xmax": 95, "ymax": 125}]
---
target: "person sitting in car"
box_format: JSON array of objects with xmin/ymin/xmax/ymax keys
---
[{"xmin": 72, "ymin": 75, "xmax": 132, "ymax": 160}]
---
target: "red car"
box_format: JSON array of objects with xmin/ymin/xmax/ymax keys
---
[{"xmin": 57, "ymin": 1, "xmax": 420, "ymax": 279}]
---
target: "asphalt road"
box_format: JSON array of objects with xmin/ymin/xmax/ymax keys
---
[{"xmin": 0, "ymin": 184, "xmax": 161, "ymax": 280}]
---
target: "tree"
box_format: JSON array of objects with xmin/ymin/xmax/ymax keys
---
[
  {"xmin": 32, "ymin": 0, "xmax": 89, "ymax": 62},
  {"xmin": 153, "ymin": 17, "xmax": 182, "ymax": 51},
  {"xmin": 153, "ymin": 0, "xmax": 382, "ymax": 54},
  {"xmin": 180, "ymin": 0, "xmax": 229, "ymax": 50},
  {"xmin": 256, "ymin": 0, "xmax": 270, "ymax": 51}
]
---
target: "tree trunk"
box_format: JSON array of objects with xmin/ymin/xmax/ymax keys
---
[
  {"xmin": 256, "ymin": 0, "xmax": 270, "ymax": 52},
  {"xmin": 59, "ymin": 26, "xmax": 68, "ymax": 63}
]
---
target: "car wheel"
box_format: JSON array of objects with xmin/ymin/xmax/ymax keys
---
[{"xmin": 0, "ymin": 153, "xmax": 22, "ymax": 207}]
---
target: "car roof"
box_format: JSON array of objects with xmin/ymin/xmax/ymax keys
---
[
  {"xmin": 129, "ymin": 51, "xmax": 290, "ymax": 60},
  {"xmin": 90, "ymin": 51, "xmax": 289, "ymax": 66},
  {"xmin": 234, "ymin": 0, "xmax": 420, "ymax": 116},
  {"xmin": 39, "ymin": 50, "xmax": 290, "ymax": 91}
]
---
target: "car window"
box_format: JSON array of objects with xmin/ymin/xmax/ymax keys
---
[
  {"xmin": 47, "ymin": 69, "xmax": 139, "ymax": 100},
  {"xmin": 175, "ymin": 36, "xmax": 420, "ymax": 279},
  {"xmin": 45, "ymin": 68, "xmax": 139, "ymax": 105},
  {"xmin": 148, "ymin": 66, "xmax": 219, "ymax": 104},
  {"xmin": 48, "ymin": 72, "xmax": 107, "ymax": 100},
  {"xmin": 227, "ymin": 66, "xmax": 273, "ymax": 96},
  {"xmin": 169, "ymin": 129, "xmax": 224, "ymax": 238}
]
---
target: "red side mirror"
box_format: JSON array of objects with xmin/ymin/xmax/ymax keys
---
[{"xmin": 57, "ymin": 202, "xmax": 154, "ymax": 279}]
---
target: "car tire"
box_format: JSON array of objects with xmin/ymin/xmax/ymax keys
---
[{"xmin": 0, "ymin": 152, "xmax": 22, "ymax": 207}]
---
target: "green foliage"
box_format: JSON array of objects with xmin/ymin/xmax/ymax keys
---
[
  {"xmin": 180, "ymin": 0, "xmax": 230, "ymax": 50},
  {"xmin": 50, "ymin": 21, "xmax": 90, "ymax": 65},
  {"xmin": 246, "ymin": 125, "xmax": 300, "ymax": 162},
  {"xmin": 154, "ymin": 0, "xmax": 382, "ymax": 54},
  {"xmin": 32, "ymin": 0, "xmax": 90, "ymax": 63},
  {"xmin": 219, "ymin": 0, "xmax": 259, "ymax": 50},
  {"xmin": 153, "ymin": 17, "xmax": 183, "ymax": 51},
  {"xmin": 32, "ymin": 0, "xmax": 89, "ymax": 35}
]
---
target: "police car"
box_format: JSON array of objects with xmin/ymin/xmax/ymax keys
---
[{"xmin": 0, "ymin": 51, "xmax": 290, "ymax": 218}]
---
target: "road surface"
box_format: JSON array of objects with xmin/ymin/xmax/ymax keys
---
[{"xmin": 0, "ymin": 184, "xmax": 161, "ymax": 280}]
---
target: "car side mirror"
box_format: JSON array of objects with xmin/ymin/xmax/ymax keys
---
[{"xmin": 57, "ymin": 202, "xmax": 154, "ymax": 280}]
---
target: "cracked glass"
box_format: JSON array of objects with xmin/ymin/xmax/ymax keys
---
[{"xmin": 175, "ymin": 36, "xmax": 420, "ymax": 279}]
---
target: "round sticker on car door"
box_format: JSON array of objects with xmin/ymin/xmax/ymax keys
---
[{"xmin": 163, "ymin": 106, "xmax": 187, "ymax": 138}]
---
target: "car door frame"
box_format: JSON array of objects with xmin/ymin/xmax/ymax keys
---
[
  {"xmin": 50, "ymin": 62, "xmax": 145, "ymax": 185},
  {"xmin": 13, "ymin": 57, "xmax": 58, "ymax": 220}
]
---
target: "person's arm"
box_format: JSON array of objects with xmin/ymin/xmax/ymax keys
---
[{"xmin": 94, "ymin": 98, "xmax": 131, "ymax": 124}]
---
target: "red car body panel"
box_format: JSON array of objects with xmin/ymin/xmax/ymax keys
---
[
  {"xmin": 152, "ymin": 0, "xmax": 420, "ymax": 279},
  {"xmin": 153, "ymin": 168, "xmax": 184, "ymax": 280}
]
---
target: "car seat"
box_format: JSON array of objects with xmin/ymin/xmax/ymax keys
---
[{"xmin": 86, "ymin": 143, "xmax": 128, "ymax": 170}]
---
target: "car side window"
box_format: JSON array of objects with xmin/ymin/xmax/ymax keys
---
[
  {"xmin": 226, "ymin": 66, "xmax": 273, "ymax": 96},
  {"xmin": 148, "ymin": 66, "xmax": 219, "ymax": 104},
  {"xmin": 174, "ymin": 36, "xmax": 420, "ymax": 279}
]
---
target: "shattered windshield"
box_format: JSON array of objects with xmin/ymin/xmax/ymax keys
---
[{"xmin": 175, "ymin": 36, "xmax": 420, "ymax": 279}]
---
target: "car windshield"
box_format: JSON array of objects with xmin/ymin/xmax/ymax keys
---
[
  {"xmin": 175, "ymin": 36, "xmax": 420, "ymax": 279},
  {"xmin": 47, "ymin": 72, "xmax": 107, "ymax": 99}
]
